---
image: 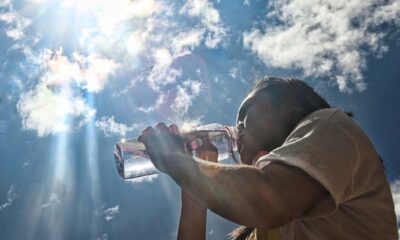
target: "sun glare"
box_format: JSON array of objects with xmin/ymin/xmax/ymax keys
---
[{"xmin": 59, "ymin": 0, "xmax": 157, "ymax": 35}]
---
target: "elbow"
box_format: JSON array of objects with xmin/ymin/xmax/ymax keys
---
[
  {"xmin": 244, "ymin": 191, "xmax": 295, "ymax": 229},
  {"xmin": 249, "ymin": 203, "xmax": 293, "ymax": 229}
]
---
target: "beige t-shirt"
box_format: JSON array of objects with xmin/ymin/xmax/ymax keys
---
[{"xmin": 251, "ymin": 108, "xmax": 398, "ymax": 240}]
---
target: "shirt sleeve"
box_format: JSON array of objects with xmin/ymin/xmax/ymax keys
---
[{"xmin": 256, "ymin": 116, "xmax": 358, "ymax": 206}]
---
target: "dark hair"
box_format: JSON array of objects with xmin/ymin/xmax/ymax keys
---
[{"xmin": 252, "ymin": 77, "xmax": 332, "ymax": 134}]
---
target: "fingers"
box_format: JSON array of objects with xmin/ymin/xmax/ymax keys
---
[
  {"xmin": 138, "ymin": 122, "xmax": 179, "ymax": 142},
  {"xmin": 168, "ymin": 124, "xmax": 180, "ymax": 135},
  {"xmin": 138, "ymin": 126, "xmax": 155, "ymax": 142},
  {"xmin": 155, "ymin": 122, "xmax": 169, "ymax": 132}
]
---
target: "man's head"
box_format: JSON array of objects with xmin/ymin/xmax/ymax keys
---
[{"xmin": 236, "ymin": 77, "xmax": 331, "ymax": 165}]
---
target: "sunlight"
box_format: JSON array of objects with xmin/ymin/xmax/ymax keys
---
[
  {"xmin": 45, "ymin": 88, "xmax": 75, "ymax": 239},
  {"xmin": 84, "ymin": 92, "xmax": 101, "ymax": 238},
  {"xmin": 126, "ymin": 31, "xmax": 146, "ymax": 56},
  {"xmin": 60, "ymin": 0, "xmax": 158, "ymax": 35},
  {"xmin": 23, "ymin": 85, "xmax": 76, "ymax": 239}
]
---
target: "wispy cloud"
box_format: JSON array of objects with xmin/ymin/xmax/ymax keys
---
[
  {"xmin": 137, "ymin": 94, "xmax": 165, "ymax": 113},
  {"xmin": 0, "ymin": 185, "xmax": 17, "ymax": 211},
  {"xmin": 172, "ymin": 80, "xmax": 202, "ymax": 116},
  {"xmin": 96, "ymin": 116, "xmax": 138, "ymax": 137},
  {"xmin": 103, "ymin": 205, "xmax": 119, "ymax": 221},
  {"xmin": 147, "ymin": 48, "xmax": 182, "ymax": 90},
  {"xmin": 180, "ymin": 0, "xmax": 228, "ymax": 48},
  {"xmin": 0, "ymin": 0, "xmax": 32, "ymax": 40},
  {"xmin": 229, "ymin": 67, "xmax": 240, "ymax": 79},
  {"xmin": 243, "ymin": 0, "xmax": 400, "ymax": 92},
  {"xmin": 40, "ymin": 193, "xmax": 61, "ymax": 209},
  {"xmin": 172, "ymin": 28, "xmax": 205, "ymax": 56}
]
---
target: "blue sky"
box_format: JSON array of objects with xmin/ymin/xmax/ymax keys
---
[{"xmin": 0, "ymin": 0, "xmax": 399, "ymax": 239}]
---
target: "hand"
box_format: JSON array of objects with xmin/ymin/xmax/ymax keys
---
[
  {"xmin": 184, "ymin": 132, "xmax": 218, "ymax": 163},
  {"xmin": 138, "ymin": 122, "xmax": 185, "ymax": 173}
]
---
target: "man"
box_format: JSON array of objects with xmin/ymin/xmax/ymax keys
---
[{"xmin": 139, "ymin": 77, "xmax": 398, "ymax": 239}]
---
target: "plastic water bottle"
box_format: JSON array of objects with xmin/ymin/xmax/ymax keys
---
[{"xmin": 113, "ymin": 123, "xmax": 240, "ymax": 179}]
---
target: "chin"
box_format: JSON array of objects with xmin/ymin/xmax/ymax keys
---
[{"xmin": 239, "ymin": 153, "xmax": 254, "ymax": 165}]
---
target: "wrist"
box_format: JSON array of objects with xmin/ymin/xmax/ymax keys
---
[{"xmin": 163, "ymin": 152, "xmax": 192, "ymax": 177}]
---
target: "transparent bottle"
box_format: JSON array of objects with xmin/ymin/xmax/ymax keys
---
[{"xmin": 113, "ymin": 123, "xmax": 240, "ymax": 179}]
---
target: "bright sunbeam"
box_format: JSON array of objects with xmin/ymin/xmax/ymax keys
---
[
  {"xmin": 45, "ymin": 87, "xmax": 75, "ymax": 239},
  {"xmin": 24, "ymin": 86, "xmax": 75, "ymax": 240},
  {"xmin": 56, "ymin": 0, "xmax": 157, "ymax": 35},
  {"xmin": 84, "ymin": 92, "xmax": 101, "ymax": 239}
]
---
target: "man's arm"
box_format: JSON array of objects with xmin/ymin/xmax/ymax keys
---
[
  {"xmin": 165, "ymin": 153, "xmax": 328, "ymax": 229},
  {"xmin": 138, "ymin": 123, "xmax": 327, "ymax": 229},
  {"xmin": 177, "ymin": 141, "xmax": 218, "ymax": 240},
  {"xmin": 177, "ymin": 190, "xmax": 207, "ymax": 240}
]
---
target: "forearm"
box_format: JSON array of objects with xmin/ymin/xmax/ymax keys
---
[
  {"xmin": 165, "ymin": 153, "xmax": 281, "ymax": 228},
  {"xmin": 177, "ymin": 190, "xmax": 207, "ymax": 240}
]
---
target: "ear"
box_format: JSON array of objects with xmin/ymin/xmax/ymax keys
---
[{"xmin": 286, "ymin": 107, "xmax": 305, "ymax": 128}]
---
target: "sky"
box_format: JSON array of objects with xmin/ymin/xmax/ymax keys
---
[{"xmin": 0, "ymin": 0, "xmax": 399, "ymax": 239}]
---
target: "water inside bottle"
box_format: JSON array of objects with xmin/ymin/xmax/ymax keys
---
[
  {"xmin": 114, "ymin": 139, "xmax": 159, "ymax": 178},
  {"xmin": 191, "ymin": 131, "xmax": 231, "ymax": 161},
  {"xmin": 113, "ymin": 124, "xmax": 240, "ymax": 179},
  {"xmin": 123, "ymin": 155, "xmax": 160, "ymax": 178}
]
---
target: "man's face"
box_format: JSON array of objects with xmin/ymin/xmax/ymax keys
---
[{"xmin": 236, "ymin": 89, "xmax": 290, "ymax": 165}]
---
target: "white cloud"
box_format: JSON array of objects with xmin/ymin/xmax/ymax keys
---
[
  {"xmin": 172, "ymin": 80, "xmax": 202, "ymax": 115},
  {"xmin": 96, "ymin": 116, "xmax": 138, "ymax": 137},
  {"xmin": 243, "ymin": 0, "xmax": 400, "ymax": 92},
  {"xmin": 172, "ymin": 28, "xmax": 205, "ymax": 56},
  {"xmin": 154, "ymin": 48, "xmax": 173, "ymax": 68},
  {"xmin": 180, "ymin": 0, "xmax": 228, "ymax": 48},
  {"xmin": 147, "ymin": 66, "xmax": 182, "ymax": 91},
  {"xmin": 137, "ymin": 93, "xmax": 165, "ymax": 113},
  {"xmin": 17, "ymin": 48, "xmax": 118, "ymax": 136},
  {"xmin": 0, "ymin": 0, "xmax": 32, "ymax": 40},
  {"xmin": 18, "ymin": 83, "xmax": 96, "ymax": 136},
  {"xmin": 0, "ymin": 185, "xmax": 16, "ymax": 211},
  {"xmin": 78, "ymin": 54, "xmax": 119, "ymax": 93},
  {"xmin": 125, "ymin": 30, "xmax": 147, "ymax": 56},
  {"xmin": 103, "ymin": 205, "xmax": 119, "ymax": 221},
  {"xmin": 39, "ymin": 48, "xmax": 118, "ymax": 93}
]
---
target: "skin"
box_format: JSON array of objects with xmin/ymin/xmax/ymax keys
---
[{"xmin": 138, "ymin": 89, "xmax": 328, "ymax": 238}]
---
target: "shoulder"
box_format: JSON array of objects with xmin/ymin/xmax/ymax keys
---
[{"xmin": 287, "ymin": 108, "xmax": 361, "ymax": 146}]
